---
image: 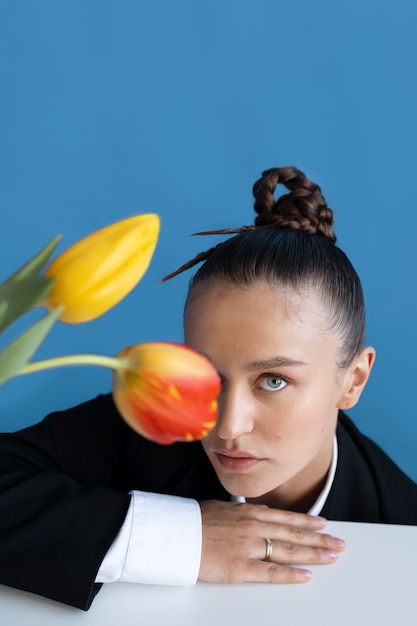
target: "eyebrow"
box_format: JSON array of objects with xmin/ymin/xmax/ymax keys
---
[{"xmin": 245, "ymin": 356, "xmax": 308, "ymax": 371}]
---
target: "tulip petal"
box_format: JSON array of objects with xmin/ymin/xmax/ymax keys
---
[
  {"xmin": 112, "ymin": 342, "xmax": 220, "ymax": 445},
  {"xmin": 45, "ymin": 214, "xmax": 160, "ymax": 323}
]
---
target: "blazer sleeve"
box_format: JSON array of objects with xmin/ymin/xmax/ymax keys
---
[{"xmin": 0, "ymin": 394, "xmax": 131, "ymax": 610}]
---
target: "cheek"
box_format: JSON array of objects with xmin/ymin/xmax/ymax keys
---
[{"xmin": 259, "ymin": 387, "xmax": 338, "ymax": 438}]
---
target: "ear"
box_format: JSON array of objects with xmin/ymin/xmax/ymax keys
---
[{"xmin": 337, "ymin": 347, "xmax": 376, "ymax": 410}]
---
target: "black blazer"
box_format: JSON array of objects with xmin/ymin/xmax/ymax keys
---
[{"xmin": 0, "ymin": 393, "xmax": 416, "ymax": 610}]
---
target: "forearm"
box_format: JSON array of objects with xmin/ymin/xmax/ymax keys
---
[{"xmin": 0, "ymin": 470, "xmax": 130, "ymax": 609}]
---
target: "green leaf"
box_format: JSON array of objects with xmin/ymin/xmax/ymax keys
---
[
  {"xmin": 0, "ymin": 276, "xmax": 54, "ymax": 334},
  {"xmin": 0, "ymin": 307, "xmax": 63, "ymax": 387},
  {"xmin": 4, "ymin": 234, "xmax": 62, "ymax": 284}
]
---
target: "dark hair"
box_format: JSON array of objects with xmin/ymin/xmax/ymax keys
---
[{"xmin": 164, "ymin": 166, "xmax": 365, "ymax": 369}]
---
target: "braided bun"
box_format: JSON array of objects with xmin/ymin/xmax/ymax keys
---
[
  {"xmin": 162, "ymin": 165, "xmax": 336, "ymax": 281},
  {"xmin": 252, "ymin": 166, "xmax": 336, "ymax": 243}
]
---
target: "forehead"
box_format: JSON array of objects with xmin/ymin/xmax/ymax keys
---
[{"xmin": 184, "ymin": 281, "xmax": 338, "ymax": 365}]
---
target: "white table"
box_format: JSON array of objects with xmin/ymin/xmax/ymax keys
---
[{"xmin": 1, "ymin": 521, "xmax": 416, "ymax": 626}]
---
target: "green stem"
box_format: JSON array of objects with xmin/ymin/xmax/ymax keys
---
[{"xmin": 17, "ymin": 354, "xmax": 124, "ymax": 376}]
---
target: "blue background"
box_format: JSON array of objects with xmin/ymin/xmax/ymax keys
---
[{"xmin": 1, "ymin": 1, "xmax": 416, "ymax": 481}]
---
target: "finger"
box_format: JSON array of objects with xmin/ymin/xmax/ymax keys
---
[
  {"xmin": 262, "ymin": 523, "xmax": 346, "ymax": 552},
  {"xmin": 243, "ymin": 503, "xmax": 328, "ymax": 530},
  {"xmin": 246, "ymin": 559, "xmax": 313, "ymax": 584},
  {"xmin": 264, "ymin": 537, "xmax": 341, "ymax": 565}
]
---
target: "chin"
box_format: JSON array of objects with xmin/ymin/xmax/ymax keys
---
[{"xmin": 216, "ymin": 474, "xmax": 268, "ymax": 499}]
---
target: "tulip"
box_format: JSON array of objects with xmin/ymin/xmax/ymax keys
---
[
  {"xmin": 113, "ymin": 342, "xmax": 221, "ymax": 444},
  {"xmin": 44, "ymin": 214, "xmax": 160, "ymax": 323}
]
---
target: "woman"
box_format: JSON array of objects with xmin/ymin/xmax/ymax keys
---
[{"xmin": 0, "ymin": 166, "xmax": 416, "ymax": 610}]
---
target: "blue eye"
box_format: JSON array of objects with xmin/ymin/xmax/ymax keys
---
[{"xmin": 258, "ymin": 375, "xmax": 287, "ymax": 391}]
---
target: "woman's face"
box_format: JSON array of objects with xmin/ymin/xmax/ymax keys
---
[{"xmin": 184, "ymin": 281, "xmax": 358, "ymax": 511}]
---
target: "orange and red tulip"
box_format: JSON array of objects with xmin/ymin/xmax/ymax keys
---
[
  {"xmin": 113, "ymin": 342, "xmax": 221, "ymax": 445},
  {"xmin": 44, "ymin": 214, "xmax": 160, "ymax": 323}
]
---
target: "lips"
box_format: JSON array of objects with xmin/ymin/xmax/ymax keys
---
[{"xmin": 215, "ymin": 449, "xmax": 263, "ymax": 471}]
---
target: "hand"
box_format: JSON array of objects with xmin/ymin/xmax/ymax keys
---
[{"xmin": 198, "ymin": 500, "xmax": 345, "ymax": 583}]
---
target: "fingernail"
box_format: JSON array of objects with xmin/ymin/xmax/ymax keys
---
[
  {"xmin": 333, "ymin": 537, "xmax": 346, "ymax": 549},
  {"xmin": 325, "ymin": 550, "xmax": 339, "ymax": 559},
  {"xmin": 299, "ymin": 569, "xmax": 312, "ymax": 580},
  {"xmin": 314, "ymin": 516, "xmax": 327, "ymax": 526}
]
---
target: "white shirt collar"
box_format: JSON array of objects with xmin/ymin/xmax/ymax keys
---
[{"xmin": 307, "ymin": 435, "xmax": 338, "ymax": 516}]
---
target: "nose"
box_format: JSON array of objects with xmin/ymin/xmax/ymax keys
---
[{"xmin": 215, "ymin": 384, "xmax": 255, "ymax": 441}]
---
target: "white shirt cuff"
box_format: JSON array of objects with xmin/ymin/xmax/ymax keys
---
[{"xmin": 96, "ymin": 490, "xmax": 202, "ymax": 586}]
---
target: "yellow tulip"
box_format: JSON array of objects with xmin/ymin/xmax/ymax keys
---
[
  {"xmin": 113, "ymin": 342, "xmax": 221, "ymax": 445},
  {"xmin": 44, "ymin": 214, "xmax": 160, "ymax": 323}
]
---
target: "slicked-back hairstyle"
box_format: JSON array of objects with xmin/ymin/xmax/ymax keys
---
[{"xmin": 164, "ymin": 166, "xmax": 366, "ymax": 369}]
